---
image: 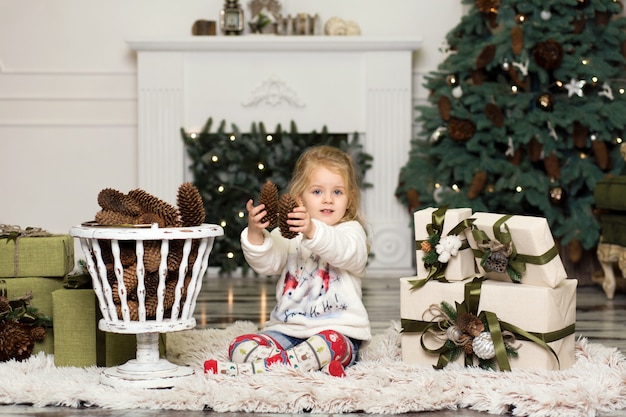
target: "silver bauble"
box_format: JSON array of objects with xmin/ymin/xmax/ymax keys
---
[
  {"xmin": 446, "ymin": 325, "xmax": 464, "ymax": 343},
  {"xmin": 472, "ymin": 331, "xmax": 496, "ymax": 360}
]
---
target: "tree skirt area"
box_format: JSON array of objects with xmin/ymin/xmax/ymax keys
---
[{"xmin": 1, "ymin": 321, "xmax": 625, "ymax": 416}]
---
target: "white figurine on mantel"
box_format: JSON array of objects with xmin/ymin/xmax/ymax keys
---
[{"xmin": 324, "ymin": 16, "xmax": 361, "ymax": 36}]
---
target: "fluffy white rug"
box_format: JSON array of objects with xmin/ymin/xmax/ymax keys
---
[{"xmin": 0, "ymin": 321, "xmax": 625, "ymax": 416}]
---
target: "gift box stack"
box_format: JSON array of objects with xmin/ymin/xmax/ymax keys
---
[
  {"xmin": 0, "ymin": 226, "xmax": 74, "ymax": 356},
  {"xmin": 400, "ymin": 207, "xmax": 576, "ymax": 371}
]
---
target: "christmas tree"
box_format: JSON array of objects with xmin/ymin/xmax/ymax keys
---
[{"xmin": 396, "ymin": 0, "xmax": 626, "ymax": 262}]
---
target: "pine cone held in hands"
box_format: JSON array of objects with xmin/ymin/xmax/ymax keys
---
[{"xmin": 278, "ymin": 194, "xmax": 299, "ymax": 239}]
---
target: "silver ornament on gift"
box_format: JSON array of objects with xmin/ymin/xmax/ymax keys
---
[
  {"xmin": 472, "ymin": 331, "xmax": 496, "ymax": 360},
  {"xmin": 485, "ymin": 250, "xmax": 509, "ymax": 273},
  {"xmin": 446, "ymin": 325, "xmax": 464, "ymax": 343}
]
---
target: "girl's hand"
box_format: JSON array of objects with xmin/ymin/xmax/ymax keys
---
[
  {"xmin": 288, "ymin": 206, "xmax": 315, "ymax": 240},
  {"xmin": 246, "ymin": 199, "xmax": 269, "ymax": 245}
]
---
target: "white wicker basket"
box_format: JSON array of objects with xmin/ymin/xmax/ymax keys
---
[{"xmin": 70, "ymin": 223, "xmax": 223, "ymax": 388}]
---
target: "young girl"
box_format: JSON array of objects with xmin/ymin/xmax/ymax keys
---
[{"xmin": 204, "ymin": 145, "xmax": 371, "ymax": 377}]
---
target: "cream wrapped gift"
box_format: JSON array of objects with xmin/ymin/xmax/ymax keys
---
[
  {"xmin": 400, "ymin": 277, "xmax": 577, "ymax": 371},
  {"xmin": 413, "ymin": 206, "xmax": 476, "ymax": 287},
  {"xmin": 466, "ymin": 212, "xmax": 567, "ymax": 288}
]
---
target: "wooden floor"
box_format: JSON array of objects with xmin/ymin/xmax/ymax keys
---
[{"xmin": 1, "ymin": 274, "xmax": 625, "ymax": 417}]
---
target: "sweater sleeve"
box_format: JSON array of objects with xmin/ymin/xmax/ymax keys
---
[
  {"xmin": 240, "ymin": 227, "xmax": 289, "ymax": 276},
  {"xmin": 301, "ymin": 220, "xmax": 368, "ymax": 276}
]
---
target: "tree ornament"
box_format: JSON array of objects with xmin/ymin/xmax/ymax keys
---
[
  {"xmin": 591, "ymin": 139, "xmax": 610, "ymax": 170},
  {"xmin": 468, "ymin": 171, "xmax": 488, "ymax": 199},
  {"xmin": 544, "ymin": 154, "xmax": 561, "ymax": 179},
  {"xmin": 446, "ymin": 325, "xmax": 465, "ymax": 344},
  {"xmin": 452, "ymin": 86, "xmax": 463, "ymax": 98},
  {"xmin": 511, "ymin": 26, "xmax": 524, "ymax": 55},
  {"xmin": 573, "ymin": 121, "xmax": 588, "ymax": 148},
  {"xmin": 471, "ymin": 69, "xmax": 485, "ymax": 85},
  {"xmin": 456, "ymin": 312, "xmax": 485, "ymax": 337},
  {"xmin": 595, "ymin": 11, "xmax": 611, "ymax": 26},
  {"xmin": 572, "ymin": 17, "xmax": 586, "ymax": 34},
  {"xmin": 576, "ymin": 0, "xmax": 590, "ymax": 9},
  {"xmin": 507, "ymin": 148, "xmax": 522, "ymax": 165},
  {"xmin": 278, "ymin": 193, "xmax": 299, "ymax": 239},
  {"xmin": 430, "ymin": 126, "xmax": 447, "ymax": 143},
  {"xmin": 476, "ymin": 44, "xmax": 496, "ymax": 69},
  {"xmin": 536, "ymin": 92, "xmax": 554, "ymax": 111},
  {"xmin": 448, "ymin": 118, "xmax": 476, "ymax": 142},
  {"xmin": 446, "ymin": 74, "xmax": 459, "ymax": 87},
  {"xmin": 533, "ymin": 39, "xmax": 564, "ymax": 70},
  {"xmin": 540, "ymin": 10, "xmax": 552, "ymax": 20},
  {"xmin": 406, "ymin": 189, "xmax": 421, "ymax": 213},
  {"xmin": 438, "ymin": 96, "xmax": 452, "ymax": 121},
  {"xmin": 485, "ymin": 103, "xmax": 504, "ymax": 127},
  {"xmin": 475, "ymin": 0, "xmax": 500, "ymax": 14},
  {"xmin": 501, "ymin": 60, "xmax": 510, "ymax": 71},
  {"xmin": 528, "ymin": 137, "xmax": 544, "ymax": 162},
  {"xmin": 549, "ymin": 182, "xmax": 566, "ymax": 206},
  {"xmin": 258, "ymin": 180, "xmax": 279, "ymax": 227},
  {"xmin": 472, "ymin": 332, "xmax": 496, "ymax": 360},
  {"xmin": 515, "ymin": 13, "xmax": 526, "ymax": 24}
]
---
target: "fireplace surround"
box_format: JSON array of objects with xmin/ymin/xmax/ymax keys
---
[{"xmin": 127, "ymin": 35, "xmax": 422, "ymax": 276}]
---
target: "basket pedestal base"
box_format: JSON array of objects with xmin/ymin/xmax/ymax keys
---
[{"xmin": 100, "ymin": 358, "xmax": 194, "ymax": 389}]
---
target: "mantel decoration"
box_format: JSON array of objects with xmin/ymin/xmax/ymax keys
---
[{"xmin": 181, "ymin": 118, "xmax": 373, "ymax": 274}]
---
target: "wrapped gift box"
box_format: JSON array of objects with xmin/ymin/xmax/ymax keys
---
[
  {"xmin": 400, "ymin": 277, "xmax": 577, "ymax": 370},
  {"xmin": 52, "ymin": 289, "xmax": 138, "ymax": 367},
  {"xmin": 0, "ymin": 234, "xmax": 74, "ymax": 278},
  {"xmin": 5, "ymin": 277, "xmax": 65, "ymax": 355},
  {"xmin": 414, "ymin": 207, "xmax": 476, "ymax": 283},
  {"xmin": 466, "ymin": 212, "xmax": 567, "ymax": 288}
]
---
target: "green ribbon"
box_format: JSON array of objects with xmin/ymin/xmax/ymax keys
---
[
  {"xmin": 400, "ymin": 278, "xmax": 575, "ymax": 371},
  {"xmin": 410, "ymin": 207, "xmax": 475, "ymax": 290},
  {"xmin": 471, "ymin": 215, "xmax": 559, "ymax": 283}
]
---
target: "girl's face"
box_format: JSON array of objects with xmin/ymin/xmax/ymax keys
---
[{"xmin": 299, "ymin": 166, "xmax": 349, "ymax": 226}]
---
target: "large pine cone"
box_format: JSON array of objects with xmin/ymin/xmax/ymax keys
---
[
  {"xmin": 97, "ymin": 188, "xmax": 142, "ymax": 217},
  {"xmin": 448, "ymin": 118, "xmax": 476, "ymax": 142},
  {"xmin": 0, "ymin": 321, "xmax": 35, "ymax": 362},
  {"xmin": 259, "ymin": 180, "xmax": 279, "ymax": 227},
  {"xmin": 95, "ymin": 210, "xmax": 138, "ymax": 226},
  {"xmin": 475, "ymin": 0, "xmax": 499, "ymax": 14},
  {"xmin": 456, "ymin": 312, "xmax": 485, "ymax": 337},
  {"xmin": 485, "ymin": 103, "xmax": 504, "ymax": 127},
  {"xmin": 177, "ymin": 182, "xmax": 205, "ymax": 227},
  {"xmin": 533, "ymin": 39, "xmax": 564, "ymax": 70},
  {"xmin": 128, "ymin": 189, "xmax": 182, "ymax": 228},
  {"xmin": 278, "ymin": 194, "xmax": 299, "ymax": 239}
]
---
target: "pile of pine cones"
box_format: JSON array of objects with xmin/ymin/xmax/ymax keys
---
[
  {"xmin": 92, "ymin": 183, "xmax": 206, "ymax": 321},
  {"xmin": 0, "ymin": 287, "xmax": 50, "ymax": 362}
]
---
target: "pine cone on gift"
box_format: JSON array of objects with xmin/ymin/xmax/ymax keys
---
[
  {"xmin": 0, "ymin": 321, "xmax": 35, "ymax": 362},
  {"xmin": 456, "ymin": 312, "xmax": 485, "ymax": 337},
  {"xmin": 278, "ymin": 194, "xmax": 299, "ymax": 239},
  {"xmin": 128, "ymin": 189, "xmax": 182, "ymax": 228},
  {"xmin": 177, "ymin": 182, "xmax": 205, "ymax": 227},
  {"xmin": 259, "ymin": 180, "xmax": 279, "ymax": 228},
  {"xmin": 97, "ymin": 188, "xmax": 142, "ymax": 217}
]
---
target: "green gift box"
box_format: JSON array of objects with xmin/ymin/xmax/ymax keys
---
[
  {"xmin": 4, "ymin": 277, "xmax": 64, "ymax": 355},
  {"xmin": 594, "ymin": 176, "xmax": 626, "ymax": 211},
  {"xmin": 598, "ymin": 213, "xmax": 626, "ymax": 247},
  {"xmin": 52, "ymin": 289, "xmax": 138, "ymax": 367},
  {"xmin": 0, "ymin": 235, "xmax": 74, "ymax": 278}
]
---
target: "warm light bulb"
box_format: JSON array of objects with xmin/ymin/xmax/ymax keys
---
[
  {"xmin": 218, "ymin": 185, "xmax": 225, "ymax": 193},
  {"xmin": 266, "ymin": 135, "xmax": 273, "ymax": 142},
  {"xmin": 238, "ymin": 211, "xmax": 245, "ymax": 218},
  {"xmin": 616, "ymin": 137, "xmax": 623, "ymax": 144},
  {"xmin": 227, "ymin": 252, "xmax": 234, "ymax": 259},
  {"xmin": 620, "ymin": 88, "xmax": 625, "ymax": 95},
  {"xmin": 258, "ymin": 163, "xmax": 265, "ymax": 170},
  {"xmin": 452, "ymin": 184, "xmax": 460, "ymax": 192},
  {"xmin": 434, "ymin": 183, "xmax": 441, "ymax": 189},
  {"xmin": 511, "ymin": 85, "xmax": 519, "ymax": 94},
  {"xmin": 580, "ymin": 153, "xmax": 587, "ymax": 159},
  {"xmin": 211, "ymin": 155, "xmax": 219, "ymax": 162},
  {"xmin": 229, "ymin": 134, "xmax": 236, "ymax": 141},
  {"xmin": 582, "ymin": 59, "xmax": 589, "ymax": 65},
  {"xmin": 516, "ymin": 186, "xmax": 523, "ymax": 193},
  {"xmin": 220, "ymin": 220, "xmax": 227, "ymax": 227},
  {"xmin": 190, "ymin": 132, "xmax": 198, "ymax": 139}
]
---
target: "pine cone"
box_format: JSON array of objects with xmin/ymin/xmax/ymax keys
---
[
  {"xmin": 143, "ymin": 240, "xmax": 162, "ymax": 273},
  {"xmin": 0, "ymin": 296, "xmax": 9, "ymax": 314},
  {"xmin": 144, "ymin": 297, "xmax": 158, "ymax": 319},
  {"xmin": 468, "ymin": 171, "xmax": 488, "ymax": 200},
  {"xmin": 448, "ymin": 118, "xmax": 476, "ymax": 142},
  {"xmin": 471, "ymin": 69, "xmax": 484, "ymax": 86},
  {"xmin": 278, "ymin": 194, "xmax": 299, "ymax": 239},
  {"xmin": 573, "ymin": 121, "xmax": 588, "ymax": 148},
  {"xmin": 592, "ymin": 140, "xmax": 609, "ymax": 170},
  {"xmin": 30, "ymin": 326, "xmax": 46, "ymax": 341},
  {"xmin": 259, "ymin": 180, "xmax": 279, "ymax": 227},
  {"xmin": 406, "ymin": 189, "xmax": 421, "ymax": 213},
  {"xmin": 95, "ymin": 210, "xmax": 138, "ymax": 226},
  {"xmin": 508, "ymin": 148, "xmax": 522, "ymax": 165},
  {"xmin": 510, "ymin": 25, "xmax": 524, "ymax": 56},
  {"xmin": 475, "ymin": 0, "xmax": 500, "ymax": 14},
  {"xmin": 177, "ymin": 182, "xmax": 205, "ymax": 227},
  {"xmin": 116, "ymin": 301, "xmax": 139, "ymax": 321},
  {"xmin": 420, "ymin": 241, "xmax": 432, "ymax": 253},
  {"xmin": 137, "ymin": 212, "xmax": 166, "ymax": 227},
  {"xmin": 476, "ymin": 44, "xmax": 496, "ymax": 69},
  {"xmin": 0, "ymin": 321, "xmax": 35, "ymax": 362},
  {"xmin": 128, "ymin": 189, "xmax": 182, "ymax": 228},
  {"xmin": 97, "ymin": 188, "xmax": 142, "ymax": 217},
  {"xmin": 484, "ymin": 103, "xmax": 504, "ymax": 127},
  {"xmin": 533, "ymin": 39, "xmax": 564, "ymax": 70},
  {"xmin": 544, "ymin": 154, "xmax": 561, "ymax": 179},
  {"xmin": 456, "ymin": 312, "xmax": 485, "ymax": 337},
  {"xmin": 118, "ymin": 241, "xmax": 137, "ymax": 267},
  {"xmin": 438, "ymin": 96, "xmax": 452, "ymax": 121},
  {"xmin": 528, "ymin": 137, "xmax": 543, "ymax": 162}
]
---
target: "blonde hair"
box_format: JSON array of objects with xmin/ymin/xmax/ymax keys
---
[{"xmin": 288, "ymin": 145, "xmax": 366, "ymax": 229}]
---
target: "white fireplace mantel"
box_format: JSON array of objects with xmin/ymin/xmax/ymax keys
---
[{"xmin": 128, "ymin": 35, "xmax": 421, "ymax": 277}]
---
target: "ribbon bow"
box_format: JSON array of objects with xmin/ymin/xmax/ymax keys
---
[
  {"xmin": 401, "ymin": 278, "xmax": 574, "ymax": 371},
  {"xmin": 471, "ymin": 215, "xmax": 558, "ymax": 283},
  {"xmin": 410, "ymin": 207, "xmax": 474, "ymax": 290}
]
